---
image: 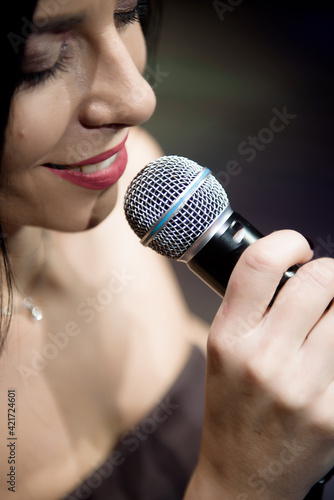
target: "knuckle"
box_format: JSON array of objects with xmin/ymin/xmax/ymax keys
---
[
  {"xmin": 243, "ymin": 359, "xmax": 265, "ymax": 386},
  {"xmin": 234, "ymin": 230, "xmax": 313, "ymax": 285},
  {"xmin": 299, "ymin": 258, "xmax": 334, "ymax": 291},
  {"xmin": 273, "ymin": 388, "xmax": 309, "ymax": 413},
  {"xmin": 243, "ymin": 360, "xmax": 309, "ymax": 412},
  {"xmin": 242, "ymin": 356, "xmax": 276, "ymax": 389},
  {"xmin": 241, "ymin": 245, "xmax": 278, "ymax": 275},
  {"xmin": 240, "ymin": 230, "xmax": 312, "ymax": 274},
  {"xmin": 207, "ymin": 333, "xmax": 222, "ymax": 361},
  {"xmin": 207, "ymin": 330, "xmax": 228, "ymax": 367},
  {"xmin": 207, "ymin": 326, "xmax": 244, "ymax": 368}
]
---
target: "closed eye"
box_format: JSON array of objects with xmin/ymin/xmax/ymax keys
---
[
  {"xmin": 114, "ymin": 0, "xmax": 149, "ymax": 29},
  {"xmin": 19, "ymin": 44, "xmax": 72, "ymax": 90}
]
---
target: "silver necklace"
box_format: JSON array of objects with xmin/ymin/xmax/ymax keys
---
[
  {"xmin": 2, "ymin": 299, "xmax": 43, "ymax": 321},
  {"xmin": 22, "ymin": 297, "xmax": 43, "ymax": 321},
  {"xmin": 3, "ymin": 232, "xmax": 49, "ymax": 322}
]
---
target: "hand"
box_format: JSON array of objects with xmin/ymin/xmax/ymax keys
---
[{"xmin": 191, "ymin": 230, "xmax": 334, "ymax": 500}]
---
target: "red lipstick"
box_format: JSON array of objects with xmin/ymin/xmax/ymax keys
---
[{"xmin": 45, "ymin": 135, "xmax": 129, "ymax": 190}]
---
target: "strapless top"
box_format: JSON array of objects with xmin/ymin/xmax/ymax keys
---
[
  {"xmin": 62, "ymin": 346, "xmax": 333, "ymax": 500},
  {"xmin": 63, "ymin": 346, "xmax": 206, "ymax": 500}
]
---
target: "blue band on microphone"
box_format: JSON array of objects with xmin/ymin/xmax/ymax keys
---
[{"xmin": 141, "ymin": 167, "xmax": 211, "ymax": 247}]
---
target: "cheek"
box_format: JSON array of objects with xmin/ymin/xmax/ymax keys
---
[{"xmin": 8, "ymin": 84, "xmax": 75, "ymax": 168}]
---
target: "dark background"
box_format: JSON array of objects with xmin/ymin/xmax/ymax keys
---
[{"xmin": 144, "ymin": 0, "xmax": 334, "ymax": 322}]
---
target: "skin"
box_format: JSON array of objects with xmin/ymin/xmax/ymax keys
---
[
  {"xmin": 0, "ymin": 1, "xmax": 207, "ymax": 499},
  {"xmin": 185, "ymin": 234, "xmax": 334, "ymax": 500},
  {"xmin": 1, "ymin": 1, "xmax": 334, "ymax": 500},
  {"xmin": 1, "ymin": 0, "xmax": 156, "ymax": 233}
]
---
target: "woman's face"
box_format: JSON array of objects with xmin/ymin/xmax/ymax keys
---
[{"xmin": 0, "ymin": 0, "xmax": 156, "ymax": 232}]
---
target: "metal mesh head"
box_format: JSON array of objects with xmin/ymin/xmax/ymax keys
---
[{"xmin": 124, "ymin": 156, "xmax": 229, "ymax": 259}]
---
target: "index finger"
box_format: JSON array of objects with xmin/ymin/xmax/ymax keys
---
[{"xmin": 215, "ymin": 230, "xmax": 313, "ymax": 338}]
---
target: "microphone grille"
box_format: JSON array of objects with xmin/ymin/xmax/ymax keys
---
[{"xmin": 124, "ymin": 156, "xmax": 229, "ymax": 259}]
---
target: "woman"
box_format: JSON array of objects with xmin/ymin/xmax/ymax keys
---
[{"xmin": 0, "ymin": 1, "xmax": 333, "ymax": 499}]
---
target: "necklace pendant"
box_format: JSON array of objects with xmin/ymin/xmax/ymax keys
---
[{"xmin": 22, "ymin": 297, "xmax": 43, "ymax": 321}]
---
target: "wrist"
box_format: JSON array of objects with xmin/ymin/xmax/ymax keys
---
[
  {"xmin": 183, "ymin": 458, "xmax": 306, "ymax": 500},
  {"xmin": 183, "ymin": 462, "xmax": 251, "ymax": 500}
]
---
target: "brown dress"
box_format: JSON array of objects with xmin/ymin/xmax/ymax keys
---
[{"xmin": 63, "ymin": 346, "xmax": 333, "ymax": 500}]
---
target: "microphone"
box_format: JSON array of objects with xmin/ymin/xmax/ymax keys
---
[
  {"xmin": 124, "ymin": 155, "xmax": 334, "ymax": 490},
  {"xmin": 123, "ymin": 155, "xmax": 297, "ymax": 298}
]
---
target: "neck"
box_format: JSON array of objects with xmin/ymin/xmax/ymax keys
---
[{"xmin": 3, "ymin": 225, "xmax": 48, "ymax": 297}]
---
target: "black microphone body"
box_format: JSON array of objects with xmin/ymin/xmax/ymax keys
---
[
  {"xmin": 184, "ymin": 211, "xmax": 297, "ymax": 298},
  {"xmin": 187, "ymin": 212, "xmax": 263, "ymax": 296}
]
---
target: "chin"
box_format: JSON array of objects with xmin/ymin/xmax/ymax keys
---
[
  {"xmin": 48, "ymin": 199, "xmax": 117, "ymax": 233},
  {"xmin": 1, "ymin": 180, "xmax": 119, "ymax": 234},
  {"xmin": 28, "ymin": 187, "xmax": 119, "ymax": 233}
]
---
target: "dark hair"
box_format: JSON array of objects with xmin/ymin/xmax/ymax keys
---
[
  {"xmin": 0, "ymin": 0, "xmax": 163, "ymax": 354},
  {"xmin": 141, "ymin": 0, "xmax": 163, "ymax": 60},
  {"xmin": 0, "ymin": 1, "xmax": 37, "ymax": 353}
]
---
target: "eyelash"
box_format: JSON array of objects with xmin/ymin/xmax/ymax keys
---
[
  {"xmin": 115, "ymin": 0, "xmax": 149, "ymax": 28},
  {"xmin": 19, "ymin": 45, "xmax": 72, "ymax": 90},
  {"xmin": 19, "ymin": 1, "xmax": 149, "ymax": 89}
]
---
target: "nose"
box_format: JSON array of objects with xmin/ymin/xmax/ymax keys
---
[{"xmin": 78, "ymin": 31, "xmax": 156, "ymax": 129}]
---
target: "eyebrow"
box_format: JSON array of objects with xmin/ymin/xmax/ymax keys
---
[{"xmin": 32, "ymin": 13, "xmax": 87, "ymax": 34}]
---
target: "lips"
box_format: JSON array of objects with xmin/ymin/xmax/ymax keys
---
[{"xmin": 44, "ymin": 135, "xmax": 129, "ymax": 190}]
